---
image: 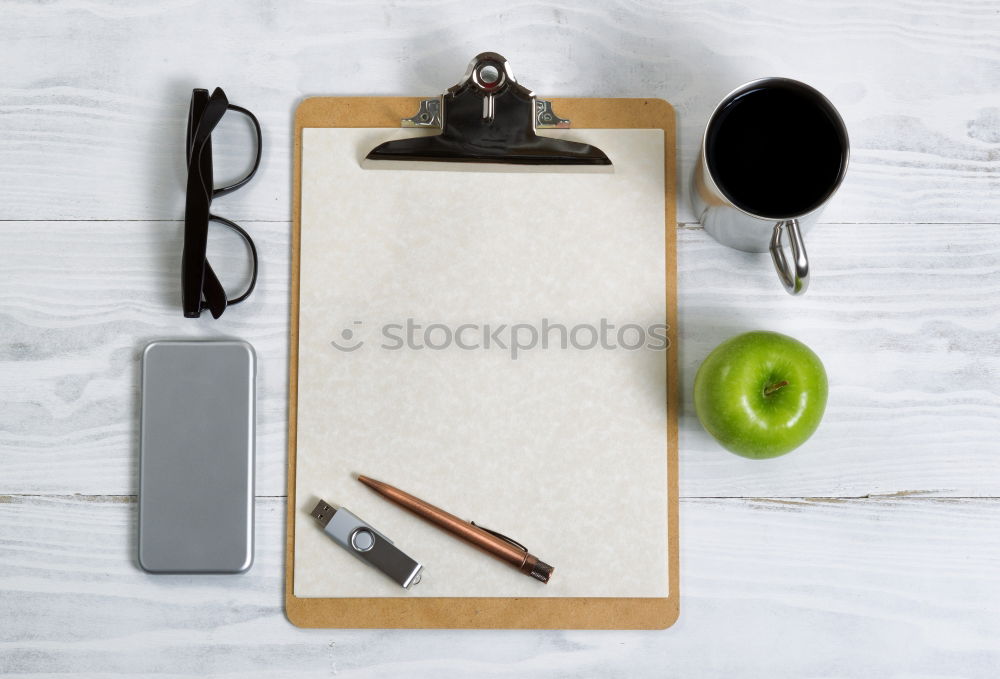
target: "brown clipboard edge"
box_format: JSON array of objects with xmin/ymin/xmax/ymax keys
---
[{"xmin": 285, "ymin": 97, "xmax": 679, "ymax": 630}]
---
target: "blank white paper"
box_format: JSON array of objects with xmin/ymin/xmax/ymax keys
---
[{"xmin": 294, "ymin": 127, "xmax": 668, "ymax": 598}]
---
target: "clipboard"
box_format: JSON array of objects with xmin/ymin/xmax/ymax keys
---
[{"xmin": 286, "ymin": 53, "xmax": 679, "ymax": 629}]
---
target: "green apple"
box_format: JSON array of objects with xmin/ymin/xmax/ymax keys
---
[{"xmin": 694, "ymin": 331, "xmax": 828, "ymax": 459}]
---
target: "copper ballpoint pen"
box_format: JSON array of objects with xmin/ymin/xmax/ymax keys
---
[{"xmin": 357, "ymin": 475, "xmax": 554, "ymax": 583}]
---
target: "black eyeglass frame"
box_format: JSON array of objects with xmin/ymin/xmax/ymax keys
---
[{"xmin": 182, "ymin": 87, "xmax": 263, "ymax": 318}]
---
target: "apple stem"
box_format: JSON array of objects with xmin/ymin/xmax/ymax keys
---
[{"xmin": 764, "ymin": 380, "xmax": 789, "ymax": 397}]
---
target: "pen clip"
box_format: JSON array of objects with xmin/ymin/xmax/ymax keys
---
[{"xmin": 471, "ymin": 521, "xmax": 527, "ymax": 553}]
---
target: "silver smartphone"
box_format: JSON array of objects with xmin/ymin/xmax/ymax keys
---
[{"xmin": 138, "ymin": 340, "xmax": 256, "ymax": 573}]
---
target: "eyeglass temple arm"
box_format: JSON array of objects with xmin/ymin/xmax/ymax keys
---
[{"xmin": 182, "ymin": 88, "xmax": 230, "ymax": 317}]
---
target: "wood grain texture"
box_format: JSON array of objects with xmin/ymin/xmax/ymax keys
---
[
  {"xmin": 677, "ymin": 221, "xmax": 1000, "ymax": 497},
  {"xmin": 1, "ymin": 0, "xmax": 999, "ymax": 224},
  {"xmin": 2, "ymin": 220, "xmax": 997, "ymax": 497},
  {"xmin": 2, "ymin": 0, "xmax": 999, "ymax": 675},
  {"xmin": 1, "ymin": 495, "xmax": 998, "ymax": 678},
  {"xmin": 0, "ymin": 221, "xmax": 290, "ymax": 496}
]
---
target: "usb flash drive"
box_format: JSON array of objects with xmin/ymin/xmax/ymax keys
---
[{"xmin": 310, "ymin": 500, "xmax": 423, "ymax": 589}]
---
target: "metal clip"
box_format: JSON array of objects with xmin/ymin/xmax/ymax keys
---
[
  {"xmin": 471, "ymin": 521, "xmax": 528, "ymax": 553},
  {"xmin": 400, "ymin": 97, "xmax": 570, "ymax": 130},
  {"xmin": 366, "ymin": 52, "xmax": 611, "ymax": 168},
  {"xmin": 535, "ymin": 100, "xmax": 570, "ymax": 129},
  {"xmin": 401, "ymin": 98, "xmax": 442, "ymax": 128}
]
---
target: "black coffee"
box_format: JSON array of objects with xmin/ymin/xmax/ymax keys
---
[{"xmin": 706, "ymin": 84, "xmax": 845, "ymax": 219}]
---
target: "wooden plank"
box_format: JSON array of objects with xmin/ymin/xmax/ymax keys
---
[
  {"xmin": 677, "ymin": 221, "xmax": 1000, "ymax": 497},
  {"xmin": 0, "ymin": 221, "xmax": 290, "ymax": 496},
  {"xmin": 2, "ymin": 221, "xmax": 997, "ymax": 497},
  {"xmin": 1, "ymin": 495, "xmax": 998, "ymax": 676},
  {"xmin": 1, "ymin": 1, "xmax": 999, "ymax": 224},
  {"xmin": 1, "ymin": 1, "xmax": 996, "ymax": 675}
]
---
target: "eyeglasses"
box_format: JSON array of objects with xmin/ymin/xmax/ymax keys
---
[{"xmin": 183, "ymin": 87, "xmax": 263, "ymax": 318}]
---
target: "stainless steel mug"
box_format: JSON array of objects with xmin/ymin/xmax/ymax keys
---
[{"xmin": 691, "ymin": 78, "xmax": 849, "ymax": 295}]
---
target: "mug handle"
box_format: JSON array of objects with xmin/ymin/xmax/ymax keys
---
[{"xmin": 770, "ymin": 220, "xmax": 809, "ymax": 295}]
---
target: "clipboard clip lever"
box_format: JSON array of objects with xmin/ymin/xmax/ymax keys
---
[
  {"xmin": 367, "ymin": 52, "xmax": 612, "ymax": 168},
  {"xmin": 401, "ymin": 85, "xmax": 569, "ymax": 131}
]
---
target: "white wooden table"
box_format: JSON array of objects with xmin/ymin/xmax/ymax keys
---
[{"xmin": 2, "ymin": 2, "xmax": 999, "ymax": 676}]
